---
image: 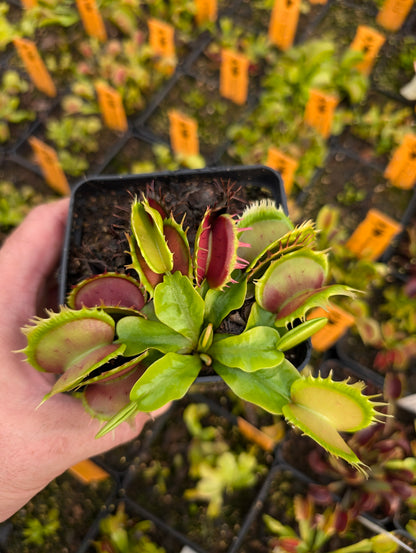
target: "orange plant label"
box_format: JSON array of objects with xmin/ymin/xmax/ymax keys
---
[
  {"xmin": 346, "ymin": 209, "xmax": 402, "ymax": 260},
  {"xmin": 13, "ymin": 38, "xmax": 56, "ymax": 97},
  {"xmin": 69, "ymin": 460, "xmax": 110, "ymax": 484},
  {"xmin": 384, "ymin": 133, "xmax": 416, "ymax": 189},
  {"xmin": 20, "ymin": 0, "xmax": 38, "ymax": 7},
  {"xmin": 309, "ymin": 0, "xmax": 328, "ymax": 4},
  {"xmin": 29, "ymin": 137, "xmax": 70, "ymax": 195},
  {"xmin": 95, "ymin": 82, "xmax": 128, "ymax": 133},
  {"xmin": 266, "ymin": 147, "xmax": 298, "ymax": 195},
  {"xmin": 76, "ymin": 0, "xmax": 107, "ymax": 42},
  {"xmin": 350, "ymin": 26, "xmax": 385, "ymax": 75},
  {"xmin": 237, "ymin": 417, "xmax": 277, "ymax": 452},
  {"xmin": 304, "ymin": 89, "xmax": 338, "ymax": 139},
  {"xmin": 195, "ymin": 0, "xmax": 217, "ymax": 24},
  {"xmin": 168, "ymin": 110, "xmax": 199, "ymax": 156},
  {"xmin": 308, "ymin": 305, "xmax": 355, "ymax": 351},
  {"xmin": 376, "ymin": 0, "xmax": 413, "ymax": 31},
  {"xmin": 268, "ymin": 0, "xmax": 301, "ymax": 51},
  {"xmin": 220, "ymin": 48, "xmax": 249, "ymax": 105},
  {"xmin": 148, "ymin": 18, "xmax": 176, "ymax": 59}
]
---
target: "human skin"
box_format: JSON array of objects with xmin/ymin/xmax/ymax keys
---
[{"xmin": 0, "ymin": 199, "xmax": 162, "ymax": 522}]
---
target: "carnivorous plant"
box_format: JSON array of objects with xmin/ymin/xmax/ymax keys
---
[{"xmin": 22, "ymin": 193, "xmax": 384, "ymax": 469}]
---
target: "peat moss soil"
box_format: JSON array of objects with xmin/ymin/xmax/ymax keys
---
[{"xmin": 3, "ymin": 472, "xmax": 115, "ymax": 553}]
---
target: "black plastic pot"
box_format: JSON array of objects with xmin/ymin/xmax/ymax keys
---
[{"xmin": 58, "ymin": 165, "xmax": 311, "ymax": 380}]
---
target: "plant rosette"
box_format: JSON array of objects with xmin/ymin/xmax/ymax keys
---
[{"xmin": 22, "ymin": 168, "xmax": 384, "ymax": 470}]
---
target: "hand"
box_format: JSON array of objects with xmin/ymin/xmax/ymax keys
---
[{"xmin": 0, "ymin": 200, "xmax": 160, "ymax": 522}]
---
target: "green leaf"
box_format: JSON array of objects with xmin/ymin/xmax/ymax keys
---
[
  {"xmin": 282, "ymin": 374, "xmax": 383, "ymax": 469},
  {"xmin": 45, "ymin": 343, "xmax": 126, "ymax": 398},
  {"xmin": 263, "ymin": 514, "xmax": 297, "ymax": 538},
  {"xmin": 116, "ymin": 316, "xmax": 192, "ymax": 356},
  {"xmin": 237, "ymin": 200, "xmax": 294, "ymax": 264},
  {"xmin": 130, "ymin": 198, "xmax": 173, "ymax": 274},
  {"xmin": 22, "ymin": 306, "xmax": 116, "ymax": 373},
  {"xmin": 245, "ymin": 302, "xmax": 277, "ymax": 330},
  {"xmin": 154, "ymin": 272, "xmax": 204, "ymax": 345},
  {"xmin": 209, "ymin": 326, "xmax": 283, "ymax": 371},
  {"xmin": 204, "ymin": 278, "xmax": 247, "ymax": 329},
  {"xmin": 276, "ymin": 317, "xmax": 328, "ymax": 351},
  {"xmin": 95, "ymin": 401, "xmax": 140, "ymax": 438},
  {"xmin": 214, "ymin": 358, "xmax": 300, "ymax": 413},
  {"xmin": 129, "ymin": 352, "xmax": 202, "ymax": 411}
]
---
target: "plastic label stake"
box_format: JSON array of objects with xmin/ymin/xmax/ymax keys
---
[
  {"xmin": 168, "ymin": 110, "xmax": 200, "ymax": 156},
  {"xmin": 266, "ymin": 147, "xmax": 298, "ymax": 195},
  {"xmin": 76, "ymin": 0, "xmax": 107, "ymax": 42},
  {"xmin": 268, "ymin": 0, "xmax": 301, "ymax": 51},
  {"xmin": 345, "ymin": 209, "xmax": 402, "ymax": 260},
  {"xmin": 95, "ymin": 82, "xmax": 128, "ymax": 133},
  {"xmin": 69, "ymin": 460, "xmax": 110, "ymax": 484},
  {"xmin": 376, "ymin": 0, "xmax": 413, "ymax": 31},
  {"xmin": 148, "ymin": 18, "xmax": 176, "ymax": 59},
  {"xmin": 220, "ymin": 48, "xmax": 249, "ymax": 105},
  {"xmin": 29, "ymin": 137, "xmax": 70, "ymax": 195},
  {"xmin": 20, "ymin": 0, "xmax": 38, "ymax": 7},
  {"xmin": 195, "ymin": 0, "xmax": 217, "ymax": 24},
  {"xmin": 384, "ymin": 133, "xmax": 416, "ymax": 189},
  {"xmin": 13, "ymin": 38, "xmax": 56, "ymax": 97},
  {"xmin": 350, "ymin": 25, "xmax": 385, "ymax": 75},
  {"xmin": 309, "ymin": 0, "xmax": 328, "ymax": 4},
  {"xmin": 304, "ymin": 89, "xmax": 338, "ymax": 139},
  {"xmin": 237, "ymin": 417, "xmax": 277, "ymax": 452},
  {"xmin": 308, "ymin": 305, "xmax": 355, "ymax": 351}
]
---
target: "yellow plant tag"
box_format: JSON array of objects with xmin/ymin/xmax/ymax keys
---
[
  {"xmin": 13, "ymin": 38, "xmax": 56, "ymax": 97},
  {"xmin": 376, "ymin": 0, "xmax": 413, "ymax": 31},
  {"xmin": 308, "ymin": 305, "xmax": 355, "ymax": 351},
  {"xmin": 29, "ymin": 137, "xmax": 70, "ymax": 195},
  {"xmin": 76, "ymin": 0, "xmax": 107, "ymax": 42},
  {"xmin": 148, "ymin": 18, "xmax": 176, "ymax": 59},
  {"xmin": 304, "ymin": 89, "xmax": 338, "ymax": 139},
  {"xmin": 69, "ymin": 459, "xmax": 110, "ymax": 484},
  {"xmin": 266, "ymin": 147, "xmax": 298, "ymax": 195},
  {"xmin": 168, "ymin": 109, "xmax": 199, "ymax": 156},
  {"xmin": 268, "ymin": 0, "xmax": 301, "ymax": 51},
  {"xmin": 350, "ymin": 25, "xmax": 386, "ymax": 75},
  {"xmin": 95, "ymin": 82, "xmax": 128, "ymax": 133},
  {"xmin": 345, "ymin": 209, "xmax": 402, "ymax": 260},
  {"xmin": 195, "ymin": 0, "xmax": 217, "ymax": 24},
  {"xmin": 219, "ymin": 48, "xmax": 250, "ymax": 105},
  {"xmin": 309, "ymin": 0, "xmax": 328, "ymax": 3},
  {"xmin": 384, "ymin": 133, "xmax": 416, "ymax": 189}
]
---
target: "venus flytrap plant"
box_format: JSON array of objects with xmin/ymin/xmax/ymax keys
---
[
  {"xmin": 264, "ymin": 493, "xmax": 399, "ymax": 553},
  {"xmin": 22, "ymin": 192, "xmax": 384, "ymax": 469}
]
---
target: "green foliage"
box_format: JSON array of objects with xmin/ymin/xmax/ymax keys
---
[
  {"xmin": 23, "ymin": 194, "xmax": 380, "ymax": 468},
  {"xmin": 93, "ymin": 503, "xmax": 166, "ymax": 553},
  {"xmin": 0, "ymin": 181, "xmax": 54, "ymax": 232},
  {"xmin": 183, "ymin": 403, "xmax": 264, "ymax": 517},
  {"xmin": 263, "ymin": 494, "xmax": 399, "ymax": 552},
  {"xmin": 0, "ymin": 71, "xmax": 35, "ymax": 141},
  {"xmin": 350, "ymin": 101, "xmax": 415, "ymax": 156},
  {"xmin": 22, "ymin": 508, "xmax": 60, "ymax": 547},
  {"xmin": 45, "ymin": 115, "xmax": 102, "ymax": 176}
]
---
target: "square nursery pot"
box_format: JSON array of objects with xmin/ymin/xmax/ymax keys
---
[{"xmin": 59, "ymin": 165, "xmax": 311, "ymax": 385}]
